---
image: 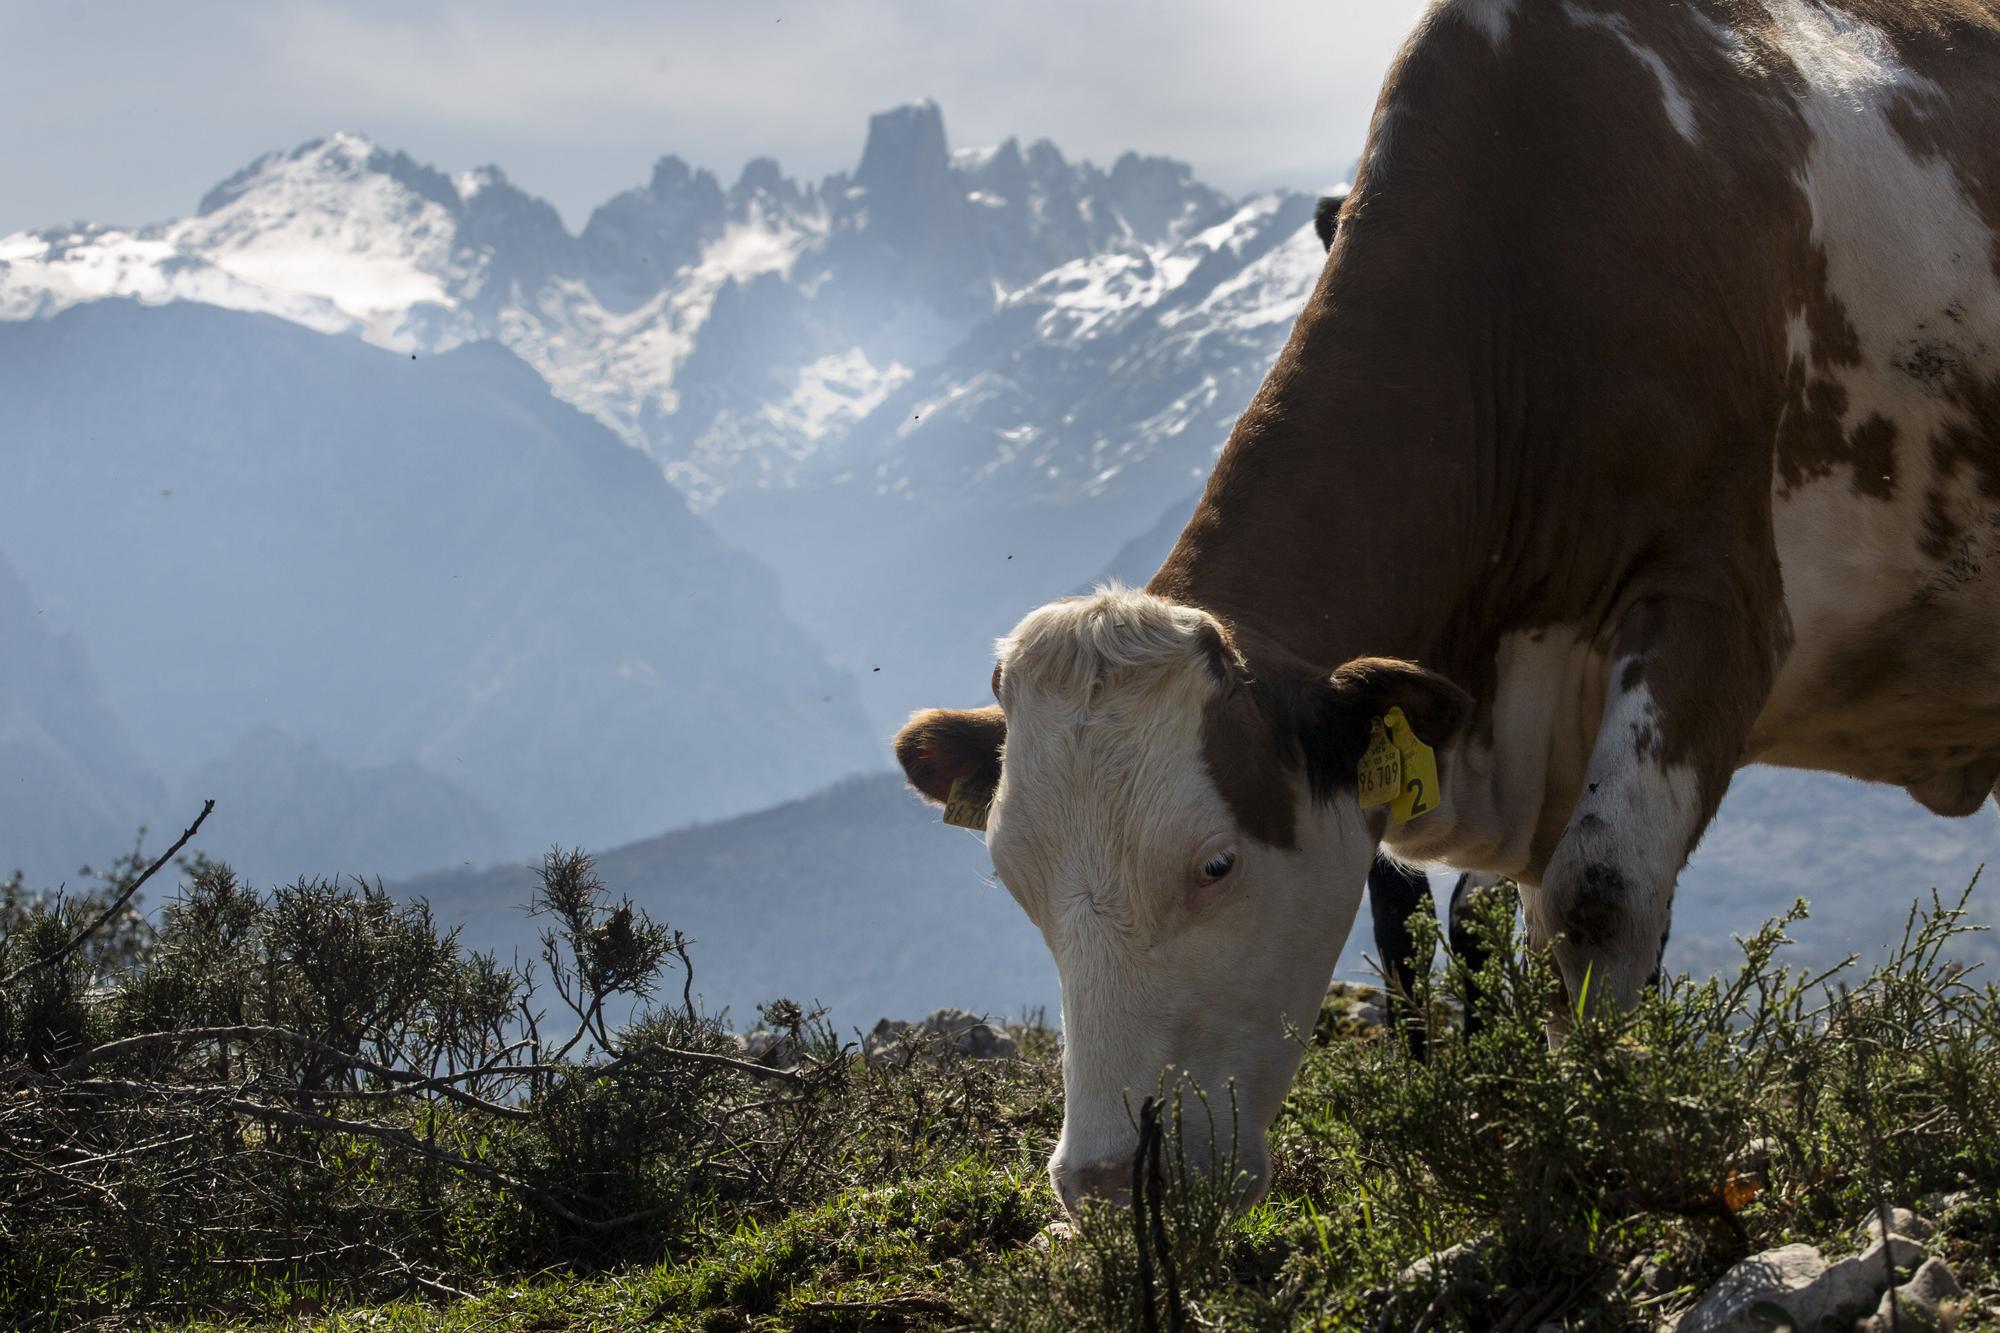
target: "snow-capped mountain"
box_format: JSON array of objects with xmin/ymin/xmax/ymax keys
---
[
  {"xmin": 713, "ymin": 190, "xmax": 1326, "ymax": 729},
  {"xmin": 0, "ymin": 105, "xmax": 1240, "ymax": 508},
  {"xmin": 0, "ymin": 103, "xmax": 1317, "ymax": 734}
]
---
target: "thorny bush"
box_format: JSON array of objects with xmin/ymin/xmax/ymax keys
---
[
  {"xmin": 4, "ymin": 824, "xmax": 1996, "ymax": 1331},
  {"xmin": 0, "ymin": 842, "xmax": 981, "ymax": 1329}
]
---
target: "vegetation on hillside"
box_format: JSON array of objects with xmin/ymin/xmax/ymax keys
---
[{"xmin": 1, "ymin": 820, "xmax": 1995, "ymax": 1330}]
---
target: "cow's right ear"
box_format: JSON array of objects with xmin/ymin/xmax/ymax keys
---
[{"xmin": 893, "ymin": 706, "xmax": 1006, "ymax": 806}]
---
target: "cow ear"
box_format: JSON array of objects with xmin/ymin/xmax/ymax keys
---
[
  {"xmin": 1293, "ymin": 658, "xmax": 1471, "ymax": 798},
  {"xmin": 1313, "ymin": 191, "xmax": 1348, "ymax": 253},
  {"xmin": 893, "ymin": 706, "xmax": 1006, "ymax": 806},
  {"xmin": 1329, "ymin": 657, "xmax": 1471, "ymax": 748}
]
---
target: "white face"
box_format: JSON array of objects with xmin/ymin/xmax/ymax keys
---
[{"xmin": 985, "ymin": 618, "xmax": 1375, "ymax": 1214}]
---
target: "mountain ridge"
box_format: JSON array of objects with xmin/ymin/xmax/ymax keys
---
[
  {"xmin": 0, "ymin": 299, "xmax": 881, "ymax": 870},
  {"xmin": 0, "ymin": 106, "xmax": 1248, "ymax": 506}
]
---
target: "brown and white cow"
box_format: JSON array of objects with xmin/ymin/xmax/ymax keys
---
[{"xmin": 895, "ymin": 0, "xmax": 2000, "ymax": 1213}]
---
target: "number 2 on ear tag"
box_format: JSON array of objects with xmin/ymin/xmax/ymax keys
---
[
  {"xmin": 1383, "ymin": 706, "xmax": 1442, "ymax": 823},
  {"xmin": 942, "ymin": 777, "xmax": 991, "ymax": 831},
  {"xmin": 1356, "ymin": 719, "xmax": 1402, "ymax": 810}
]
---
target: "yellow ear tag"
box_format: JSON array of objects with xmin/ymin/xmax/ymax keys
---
[
  {"xmin": 1356, "ymin": 718, "xmax": 1402, "ymax": 810},
  {"xmin": 1382, "ymin": 706, "xmax": 1443, "ymax": 823},
  {"xmin": 942, "ymin": 777, "xmax": 992, "ymax": 831}
]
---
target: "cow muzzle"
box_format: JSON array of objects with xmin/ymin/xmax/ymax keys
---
[{"xmin": 1049, "ymin": 1141, "xmax": 1271, "ymax": 1218}]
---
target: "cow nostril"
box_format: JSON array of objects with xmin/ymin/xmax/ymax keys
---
[{"xmin": 1054, "ymin": 1158, "xmax": 1132, "ymax": 1214}]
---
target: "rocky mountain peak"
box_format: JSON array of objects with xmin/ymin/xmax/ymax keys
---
[
  {"xmin": 196, "ymin": 133, "xmax": 459, "ymax": 219},
  {"xmin": 852, "ymin": 100, "xmax": 952, "ymax": 199}
]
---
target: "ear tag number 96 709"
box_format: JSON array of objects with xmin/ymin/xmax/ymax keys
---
[{"xmin": 1358, "ymin": 706, "xmax": 1442, "ymax": 824}]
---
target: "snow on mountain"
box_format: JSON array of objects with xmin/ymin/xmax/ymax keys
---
[
  {"xmin": 0, "ymin": 102, "xmax": 1341, "ymax": 891},
  {"xmin": 0, "ymin": 112, "xmax": 1539, "ymax": 808},
  {"xmin": 710, "ymin": 190, "xmax": 1324, "ymax": 730},
  {"xmin": 0, "ymin": 225, "xmax": 360, "ymax": 335},
  {"xmin": 0, "ymin": 105, "xmax": 1240, "ymax": 512}
]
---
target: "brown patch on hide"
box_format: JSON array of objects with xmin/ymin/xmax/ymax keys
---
[
  {"xmin": 1199, "ymin": 635, "xmax": 1473, "ymax": 852},
  {"xmin": 1201, "ymin": 679, "xmax": 1300, "ymax": 851}
]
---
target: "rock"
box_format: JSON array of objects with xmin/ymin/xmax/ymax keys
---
[
  {"xmin": 1851, "ymin": 1230, "xmax": 1928, "ymax": 1276},
  {"xmin": 1030, "ymin": 1221, "xmax": 1074, "ymax": 1252},
  {"xmin": 1921, "ymin": 1187, "xmax": 1975, "ymax": 1216},
  {"xmin": 1812, "ymin": 1235, "xmax": 1927, "ymax": 1326},
  {"xmin": 1674, "ymin": 1225, "xmax": 1936, "ymax": 1333},
  {"xmin": 1857, "ymin": 1206, "xmax": 1935, "ymax": 1244},
  {"xmin": 1398, "ymin": 1240, "xmax": 1479, "ymax": 1286},
  {"xmin": 928, "ymin": 1008, "xmax": 1018, "ymax": 1059},
  {"xmin": 863, "ymin": 1008, "xmax": 1019, "ymax": 1063},
  {"xmin": 1855, "ymin": 1257, "xmax": 1965, "ymax": 1333},
  {"xmin": 1673, "ymin": 1243, "xmax": 1828, "ymax": 1333},
  {"xmin": 741, "ymin": 1028, "xmax": 802, "ymax": 1068},
  {"xmin": 864, "ymin": 1018, "xmax": 913, "ymax": 1056},
  {"xmin": 1726, "ymin": 1137, "xmax": 1773, "ymax": 1178}
]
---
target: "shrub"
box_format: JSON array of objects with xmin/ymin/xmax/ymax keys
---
[{"xmin": 3, "ymin": 827, "xmax": 1993, "ymax": 1331}]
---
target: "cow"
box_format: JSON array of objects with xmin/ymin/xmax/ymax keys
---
[{"xmin": 894, "ymin": 0, "xmax": 2000, "ymax": 1214}]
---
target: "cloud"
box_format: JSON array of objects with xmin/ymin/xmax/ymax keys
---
[
  {"xmin": 1, "ymin": 0, "xmax": 1426, "ymax": 232},
  {"xmin": 248, "ymin": 0, "xmax": 1426, "ymax": 196}
]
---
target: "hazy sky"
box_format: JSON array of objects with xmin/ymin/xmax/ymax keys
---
[{"xmin": 2, "ymin": 0, "xmax": 1427, "ymax": 235}]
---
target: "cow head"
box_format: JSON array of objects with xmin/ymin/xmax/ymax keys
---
[{"xmin": 893, "ymin": 587, "xmax": 1468, "ymax": 1214}]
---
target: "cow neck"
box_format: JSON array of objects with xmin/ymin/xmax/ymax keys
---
[{"xmin": 1146, "ymin": 283, "xmax": 1491, "ymax": 688}]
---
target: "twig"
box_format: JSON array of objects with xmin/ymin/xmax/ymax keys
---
[
  {"xmin": 216, "ymin": 1096, "xmax": 675, "ymax": 1234},
  {"xmin": 57, "ymin": 1025, "xmax": 534, "ymax": 1120},
  {"xmin": 602, "ymin": 1041, "xmax": 811, "ymax": 1088},
  {"xmin": 1841, "ymin": 985, "xmax": 1904, "ymax": 1333},
  {"xmin": 2, "ymin": 799, "xmax": 213, "ymax": 985},
  {"xmin": 1130, "ymin": 1095, "xmax": 1184, "ymax": 1333}
]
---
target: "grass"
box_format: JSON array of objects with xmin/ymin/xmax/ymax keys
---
[{"xmin": 9, "ymin": 865, "xmax": 1999, "ymax": 1331}]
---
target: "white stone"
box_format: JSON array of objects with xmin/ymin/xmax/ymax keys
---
[
  {"xmin": 1856, "ymin": 1257, "xmax": 1965, "ymax": 1333},
  {"xmin": 1857, "ymin": 1206, "xmax": 1935, "ymax": 1244},
  {"xmin": 863, "ymin": 1007, "xmax": 1019, "ymax": 1063},
  {"xmin": 1673, "ymin": 1243, "xmax": 1827, "ymax": 1333},
  {"xmin": 1030, "ymin": 1220, "xmax": 1075, "ymax": 1252}
]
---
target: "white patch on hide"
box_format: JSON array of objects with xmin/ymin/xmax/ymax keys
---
[
  {"xmin": 1758, "ymin": 0, "xmax": 2000, "ymax": 733},
  {"xmin": 1538, "ymin": 664, "xmax": 1702, "ymax": 1002},
  {"xmin": 1562, "ymin": 2, "xmax": 1702, "ymax": 142},
  {"xmin": 1391, "ymin": 627, "xmax": 1607, "ymax": 878}
]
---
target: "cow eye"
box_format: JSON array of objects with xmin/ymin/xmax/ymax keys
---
[{"xmin": 1199, "ymin": 849, "xmax": 1238, "ymax": 882}]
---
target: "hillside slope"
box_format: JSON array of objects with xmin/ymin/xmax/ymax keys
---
[
  {"xmin": 402, "ymin": 774, "xmax": 1056, "ymax": 1028},
  {"xmin": 0, "ymin": 301, "xmax": 878, "ymax": 861},
  {"xmin": 0, "ymin": 551, "xmax": 169, "ymax": 884}
]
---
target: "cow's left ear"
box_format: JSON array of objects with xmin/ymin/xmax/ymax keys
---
[
  {"xmin": 1313, "ymin": 190, "xmax": 1349, "ymax": 252},
  {"xmin": 893, "ymin": 705, "xmax": 1006, "ymax": 807},
  {"xmin": 1294, "ymin": 658, "xmax": 1472, "ymax": 797},
  {"xmin": 1329, "ymin": 657, "xmax": 1471, "ymax": 747}
]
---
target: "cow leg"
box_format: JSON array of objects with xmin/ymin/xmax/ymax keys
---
[
  {"xmin": 1366, "ymin": 856, "xmax": 1435, "ymax": 1059},
  {"xmin": 1531, "ymin": 599, "xmax": 1775, "ymax": 1014},
  {"xmin": 1446, "ymin": 872, "xmax": 1516, "ymax": 1040}
]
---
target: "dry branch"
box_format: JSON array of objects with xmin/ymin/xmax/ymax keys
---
[{"xmin": 1, "ymin": 798, "xmax": 213, "ymax": 986}]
